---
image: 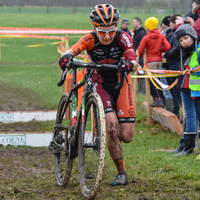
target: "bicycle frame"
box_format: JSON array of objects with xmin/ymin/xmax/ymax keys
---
[
  {"xmin": 62, "ymin": 67, "xmax": 96, "ymax": 150},
  {"xmin": 56, "ymin": 58, "xmax": 126, "ymax": 151}
]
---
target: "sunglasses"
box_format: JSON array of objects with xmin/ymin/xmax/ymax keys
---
[{"xmin": 95, "ymin": 27, "xmax": 117, "ymax": 36}]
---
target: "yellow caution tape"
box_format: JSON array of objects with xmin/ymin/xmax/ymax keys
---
[{"xmin": 131, "ymin": 74, "xmax": 180, "ymax": 78}]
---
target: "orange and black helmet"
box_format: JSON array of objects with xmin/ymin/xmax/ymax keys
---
[{"xmin": 90, "ymin": 4, "xmax": 120, "ymax": 26}]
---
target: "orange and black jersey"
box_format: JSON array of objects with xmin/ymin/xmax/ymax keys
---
[
  {"xmin": 71, "ymin": 30, "xmax": 136, "ymax": 85},
  {"xmin": 71, "ymin": 30, "xmax": 136, "ymax": 63},
  {"xmin": 70, "ymin": 31, "xmax": 136, "ymax": 122}
]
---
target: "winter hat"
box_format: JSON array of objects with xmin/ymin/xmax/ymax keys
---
[
  {"xmin": 121, "ymin": 18, "xmax": 129, "ymax": 24},
  {"xmin": 145, "ymin": 17, "xmax": 159, "ymax": 30},
  {"xmin": 175, "ymin": 24, "xmax": 197, "ymax": 41},
  {"xmin": 162, "ymin": 16, "xmax": 170, "ymax": 26},
  {"xmin": 169, "ymin": 14, "xmax": 182, "ymax": 24},
  {"xmin": 193, "ymin": 0, "xmax": 200, "ymax": 3},
  {"xmin": 175, "ymin": 24, "xmax": 198, "ymax": 70}
]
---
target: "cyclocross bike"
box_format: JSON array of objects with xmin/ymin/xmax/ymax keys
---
[{"xmin": 49, "ymin": 58, "xmax": 128, "ymax": 199}]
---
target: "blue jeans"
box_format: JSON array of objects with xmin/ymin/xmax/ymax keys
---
[{"xmin": 181, "ymin": 91, "xmax": 199, "ymax": 140}]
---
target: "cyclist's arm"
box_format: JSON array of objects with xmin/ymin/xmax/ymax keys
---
[
  {"xmin": 63, "ymin": 33, "xmax": 95, "ymax": 56},
  {"xmin": 119, "ymin": 32, "xmax": 138, "ymax": 71}
]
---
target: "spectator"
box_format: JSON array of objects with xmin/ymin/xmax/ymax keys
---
[
  {"xmin": 132, "ymin": 17, "xmax": 146, "ymax": 95},
  {"xmin": 163, "ymin": 14, "xmax": 183, "ymax": 119},
  {"xmin": 161, "ymin": 16, "xmax": 173, "ymax": 40},
  {"xmin": 138, "ymin": 17, "xmax": 171, "ymax": 107},
  {"xmin": 185, "ymin": 10, "xmax": 198, "ymax": 22},
  {"xmin": 159, "ymin": 22, "xmax": 164, "ymax": 33},
  {"xmin": 120, "ymin": 18, "xmax": 131, "ymax": 36},
  {"xmin": 160, "ymin": 15, "xmax": 174, "ymax": 112},
  {"xmin": 173, "ymin": 24, "xmax": 200, "ymax": 156},
  {"xmin": 165, "ymin": 2, "xmax": 200, "ymax": 155},
  {"xmin": 175, "ymin": 0, "xmax": 200, "ymax": 37}
]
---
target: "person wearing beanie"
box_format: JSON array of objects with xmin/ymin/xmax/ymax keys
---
[
  {"xmin": 120, "ymin": 18, "xmax": 131, "ymax": 36},
  {"xmin": 171, "ymin": 24, "xmax": 200, "ymax": 157},
  {"xmin": 138, "ymin": 17, "xmax": 171, "ymax": 107},
  {"xmin": 144, "ymin": 17, "xmax": 159, "ymax": 31}
]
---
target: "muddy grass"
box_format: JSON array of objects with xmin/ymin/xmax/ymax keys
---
[
  {"xmin": 0, "ymin": 121, "xmax": 54, "ymax": 133},
  {"xmin": 0, "ymin": 83, "xmax": 46, "ymax": 111},
  {"xmin": 0, "ymin": 147, "xmax": 199, "ymax": 200}
]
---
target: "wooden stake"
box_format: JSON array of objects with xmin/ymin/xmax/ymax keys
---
[{"xmin": 143, "ymin": 50, "xmax": 152, "ymax": 124}]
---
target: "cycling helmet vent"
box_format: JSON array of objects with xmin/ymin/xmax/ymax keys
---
[{"xmin": 90, "ymin": 4, "xmax": 120, "ymax": 26}]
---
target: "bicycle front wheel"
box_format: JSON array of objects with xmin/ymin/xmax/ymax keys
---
[
  {"xmin": 54, "ymin": 93, "xmax": 73, "ymax": 187},
  {"xmin": 78, "ymin": 93, "xmax": 106, "ymax": 199}
]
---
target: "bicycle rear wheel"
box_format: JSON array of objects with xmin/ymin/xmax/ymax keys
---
[
  {"xmin": 78, "ymin": 93, "xmax": 106, "ymax": 199},
  {"xmin": 54, "ymin": 93, "xmax": 73, "ymax": 187}
]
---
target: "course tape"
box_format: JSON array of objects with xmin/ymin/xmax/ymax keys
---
[
  {"xmin": 0, "ymin": 27, "xmax": 91, "ymax": 34},
  {"xmin": 0, "ymin": 33, "xmax": 64, "ymax": 40},
  {"xmin": 142, "ymin": 66, "xmax": 200, "ymax": 90}
]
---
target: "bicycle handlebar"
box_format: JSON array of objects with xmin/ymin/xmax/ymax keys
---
[{"xmin": 58, "ymin": 59, "xmax": 129, "ymax": 90}]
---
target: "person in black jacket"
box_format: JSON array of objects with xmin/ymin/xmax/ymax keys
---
[
  {"xmin": 132, "ymin": 17, "xmax": 146, "ymax": 94},
  {"xmin": 161, "ymin": 15, "xmax": 174, "ymax": 112},
  {"xmin": 120, "ymin": 18, "xmax": 131, "ymax": 36},
  {"xmin": 162, "ymin": 14, "xmax": 182, "ymax": 118}
]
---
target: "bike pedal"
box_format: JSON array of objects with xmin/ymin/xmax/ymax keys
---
[
  {"xmin": 49, "ymin": 141, "xmax": 60, "ymax": 155},
  {"xmin": 55, "ymin": 134, "xmax": 65, "ymax": 144},
  {"xmin": 54, "ymin": 124, "xmax": 68, "ymax": 132}
]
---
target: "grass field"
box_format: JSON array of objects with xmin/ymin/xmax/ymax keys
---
[
  {"xmin": 0, "ymin": 12, "xmax": 200, "ymax": 200},
  {"xmin": 0, "ymin": 13, "xmax": 169, "ymax": 109}
]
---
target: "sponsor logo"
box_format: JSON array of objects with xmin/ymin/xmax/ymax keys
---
[
  {"xmin": 0, "ymin": 135, "xmax": 26, "ymax": 146},
  {"xmin": 118, "ymin": 118, "xmax": 135, "ymax": 123},
  {"xmin": 93, "ymin": 50, "xmax": 105, "ymax": 55},
  {"xmin": 105, "ymin": 108, "xmax": 114, "ymax": 113},
  {"xmin": 98, "ymin": 59, "xmax": 118, "ymax": 64},
  {"xmin": 71, "ymin": 110, "xmax": 77, "ymax": 118},
  {"xmin": 128, "ymin": 84, "xmax": 134, "ymax": 106},
  {"xmin": 129, "ymin": 108, "xmax": 135, "ymax": 116},
  {"xmin": 72, "ymin": 117, "xmax": 77, "ymax": 128},
  {"xmin": 118, "ymin": 110, "xmax": 124, "ymax": 117},
  {"xmin": 106, "ymin": 100, "xmax": 111, "ymax": 107},
  {"xmin": 121, "ymin": 33, "xmax": 132, "ymax": 47},
  {"xmin": 110, "ymin": 50, "xmax": 121, "ymax": 55},
  {"xmin": 0, "ymin": 113, "xmax": 14, "ymax": 123},
  {"xmin": 80, "ymin": 35, "xmax": 93, "ymax": 44}
]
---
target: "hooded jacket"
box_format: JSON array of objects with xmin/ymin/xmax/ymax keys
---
[
  {"xmin": 138, "ymin": 29, "xmax": 171, "ymax": 62},
  {"xmin": 132, "ymin": 27, "xmax": 146, "ymax": 51}
]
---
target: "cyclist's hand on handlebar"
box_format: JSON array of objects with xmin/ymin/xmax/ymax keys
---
[
  {"xmin": 118, "ymin": 59, "xmax": 133, "ymax": 74},
  {"xmin": 59, "ymin": 53, "xmax": 73, "ymax": 71}
]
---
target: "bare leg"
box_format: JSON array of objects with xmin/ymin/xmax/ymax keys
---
[
  {"xmin": 119, "ymin": 123, "xmax": 135, "ymax": 143},
  {"xmin": 106, "ymin": 112, "xmax": 123, "ymax": 160}
]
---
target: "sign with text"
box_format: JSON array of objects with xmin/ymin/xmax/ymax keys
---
[
  {"xmin": 0, "ymin": 135, "xmax": 26, "ymax": 146},
  {"xmin": 0, "ymin": 113, "xmax": 14, "ymax": 122}
]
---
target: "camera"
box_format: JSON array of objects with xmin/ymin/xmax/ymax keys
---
[{"xmin": 182, "ymin": 17, "xmax": 187, "ymax": 24}]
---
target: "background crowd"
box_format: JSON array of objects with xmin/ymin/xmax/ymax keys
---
[{"xmin": 121, "ymin": 0, "xmax": 200, "ymax": 158}]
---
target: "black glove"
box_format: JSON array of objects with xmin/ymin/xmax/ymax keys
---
[
  {"xmin": 118, "ymin": 59, "xmax": 133, "ymax": 74},
  {"xmin": 59, "ymin": 53, "xmax": 73, "ymax": 71}
]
